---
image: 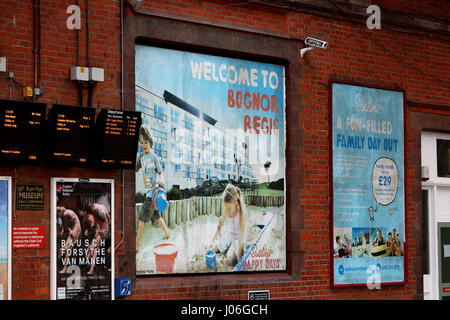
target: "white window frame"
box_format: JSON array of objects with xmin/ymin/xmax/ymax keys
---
[{"xmin": 422, "ymin": 132, "xmax": 450, "ymax": 300}]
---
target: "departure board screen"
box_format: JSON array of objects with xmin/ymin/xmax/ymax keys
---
[
  {"xmin": 0, "ymin": 99, "xmax": 46, "ymax": 163},
  {"xmin": 95, "ymin": 108, "xmax": 141, "ymax": 169},
  {"xmin": 47, "ymin": 104, "xmax": 95, "ymax": 166}
]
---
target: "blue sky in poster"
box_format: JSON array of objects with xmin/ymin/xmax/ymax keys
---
[
  {"xmin": 0, "ymin": 180, "xmax": 8, "ymax": 261},
  {"xmin": 331, "ymin": 83, "xmax": 405, "ymax": 285},
  {"xmin": 135, "ymin": 45, "xmax": 285, "ymax": 159},
  {"xmin": 135, "ymin": 46, "xmax": 285, "ymax": 133}
]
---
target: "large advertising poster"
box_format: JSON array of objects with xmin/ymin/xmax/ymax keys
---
[
  {"xmin": 0, "ymin": 177, "xmax": 11, "ymax": 300},
  {"xmin": 51, "ymin": 178, "xmax": 114, "ymax": 299},
  {"xmin": 331, "ymin": 82, "xmax": 405, "ymax": 286},
  {"xmin": 135, "ymin": 46, "xmax": 286, "ymax": 275}
]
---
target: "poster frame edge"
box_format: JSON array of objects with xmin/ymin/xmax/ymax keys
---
[
  {"xmin": 0, "ymin": 176, "xmax": 12, "ymax": 300},
  {"xmin": 50, "ymin": 177, "xmax": 115, "ymax": 300},
  {"xmin": 328, "ymin": 80, "xmax": 407, "ymax": 288}
]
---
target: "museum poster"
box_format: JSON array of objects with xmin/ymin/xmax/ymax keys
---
[
  {"xmin": 51, "ymin": 178, "xmax": 114, "ymax": 299},
  {"xmin": 135, "ymin": 46, "xmax": 286, "ymax": 275},
  {"xmin": 0, "ymin": 177, "xmax": 11, "ymax": 300},
  {"xmin": 331, "ymin": 82, "xmax": 405, "ymax": 286}
]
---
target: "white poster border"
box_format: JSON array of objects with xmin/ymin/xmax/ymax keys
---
[{"xmin": 50, "ymin": 177, "xmax": 115, "ymax": 300}]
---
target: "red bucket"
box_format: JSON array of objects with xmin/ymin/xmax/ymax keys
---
[{"xmin": 154, "ymin": 244, "xmax": 178, "ymax": 273}]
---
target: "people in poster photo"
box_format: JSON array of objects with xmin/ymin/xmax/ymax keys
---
[
  {"xmin": 352, "ymin": 227, "xmax": 370, "ymax": 258},
  {"xmin": 83, "ymin": 203, "xmax": 112, "ymax": 274},
  {"xmin": 210, "ymin": 184, "xmax": 246, "ymax": 266},
  {"xmin": 386, "ymin": 228, "xmax": 403, "ymax": 257},
  {"xmin": 57, "ymin": 202, "xmax": 111, "ymax": 275},
  {"xmin": 336, "ymin": 227, "xmax": 401, "ymax": 259},
  {"xmin": 135, "ymin": 125, "xmax": 170, "ymax": 254},
  {"xmin": 57, "ymin": 207, "xmax": 81, "ymax": 274},
  {"xmin": 370, "ymin": 228, "xmax": 387, "ymax": 257},
  {"xmin": 333, "ymin": 228, "xmax": 352, "ymax": 258}
]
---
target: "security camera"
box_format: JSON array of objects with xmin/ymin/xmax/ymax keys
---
[
  {"xmin": 300, "ymin": 37, "xmax": 328, "ymax": 58},
  {"xmin": 304, "ymin": 37, "xmax": 328, "ymax": 49}
]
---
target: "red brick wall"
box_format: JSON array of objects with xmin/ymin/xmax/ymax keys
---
[
  {"xmin": 0, "ymin": 0, "xmax": 449, "ymax": 300},
  {"xmin": 0, "ymin": 0, "xmax": 123, "ymax": 300}
]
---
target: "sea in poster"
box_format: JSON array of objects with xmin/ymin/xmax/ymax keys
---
[
  {"xmin": 135, "ymin": 46, "xmax": 286, "ymax": 275},
  {"xmin": 54, "ymin": 181, "xmax": 112, "ymax": 299},
  {"xmin": 332, "ymin": 83, "xmax": 405, "ymax": 286}
]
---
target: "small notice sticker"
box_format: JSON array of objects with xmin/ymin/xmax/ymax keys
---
[
  {"xmin": 248, "ymin": 290, "xmax": 270, "ymax": 300},
  {"xmin": 12, "ymin": 226, "xmax": 45, "ymax": 249}
]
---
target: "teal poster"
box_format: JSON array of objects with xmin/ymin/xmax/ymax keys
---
[{"xmin": 331, "ymin": 82, "xmax": 405, "ymax": 286}]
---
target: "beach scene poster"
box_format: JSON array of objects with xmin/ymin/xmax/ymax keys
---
[{"xmin": 135, "ymin": 46, "xmax": 286, "ymax": 275}]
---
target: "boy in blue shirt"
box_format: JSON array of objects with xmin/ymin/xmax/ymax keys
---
[{"xmin": 136, "ymin": 125, "xmax": 170, "ymax": 252}]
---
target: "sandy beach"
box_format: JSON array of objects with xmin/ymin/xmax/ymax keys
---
[
  {"xmin": 0, "ymin": 262, "xmax": 7, "ymax": 300},
  {"xmin": 136, "ymin": 205, "xmax": 286, "ymax": 275}
]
